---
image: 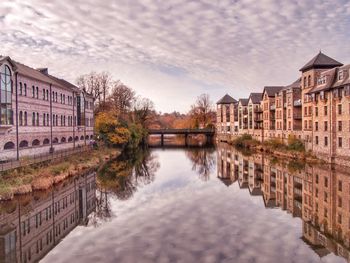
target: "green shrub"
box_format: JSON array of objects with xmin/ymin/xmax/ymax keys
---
[{"xmin": 287, "ymin": 137, "xmax": 305, "ymax": 152}]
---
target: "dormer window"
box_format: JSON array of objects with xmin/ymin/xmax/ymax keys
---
[
  {"xmin": 338, "ymin": 70, "xmax": 344, "ymax": 80},
  {"xmin": 317, "ymin": 76, "xmax": 326, "ymax": 85}
]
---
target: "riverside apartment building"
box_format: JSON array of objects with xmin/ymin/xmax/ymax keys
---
[
  {"xmin": 216, "ymin": 52, "xmax": 350, "ymax": 166},
  {"xmin": 0, "ymin": 56, "xmax": 94, "ymax": 161}
]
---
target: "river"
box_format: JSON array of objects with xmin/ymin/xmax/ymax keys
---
[{"xmin": 0, "ymin": 144, "xmax": 349, "ymax": 262}]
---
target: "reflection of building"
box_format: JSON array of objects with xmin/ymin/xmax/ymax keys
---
[
  {"xmin": 0, "ymin": 56, "xmax": 94, "ymax": 161},
  {"xmin": 216, "ymin": 144, "xmax": 350, "ymax": 262},
  {"xmin": 0, "ymin": 172, "xmax": 96, "ymax": 263}
]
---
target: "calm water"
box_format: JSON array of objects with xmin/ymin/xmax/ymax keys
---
[{"xmin": 1, "ymin": 144, "xmax": 349, "ymax": 263}]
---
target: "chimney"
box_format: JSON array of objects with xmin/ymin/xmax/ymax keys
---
[{"xmin": 37, "ymin": 68, "xmax": 48, "ymax": 75}]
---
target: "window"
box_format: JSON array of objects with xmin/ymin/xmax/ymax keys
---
[
  {"xmin": 338, "ymin": 70, "xmax": 344, "ymax": 80},
  {"xmin": 46, "ymin": 90, "xmax": 49, "ymax": 101},
  {"xmin": 36, "ymin": 112, "xmax": 39, "ymax": 126},
  {"xmin": 19, "ymin": 111, "xmax": 23, "ymax": 126},
  {"xmin": 338, "ymin": 121, "xmax": 342, "ymax": 131},
  {"xmin": 338, "ymin": 180, "xmax": 342, "ymax": 192},
  {"xmin": 4, "ymin": 141, "xmax": 15, "ymax": 150},
  {"xmin": 315, "ymin": 107, "xmax": 318, "ymax": 116},
  {"xmin": 324, "ymin": 136, "xmax": 328, "ymax": 146},
  {"xmin": 324, "ymin": 106, "xmax": 327, "ymax": 116},
  {"xmin": 315, "ymin": 136, "xmax": 319, "ymax": 145},
  {"xmin": 43, "ymin": 89, "xmax": 45, "ymax": 100},
  {"xmin": 338, "ymin": 104, "xmax": 342, "ymax": 115},
  {"xmin": 36, "ymin": 86, "xmax": 39, "ymax": 98},
  {"xmin": 32, "ymin": 112, "xmax": 35, "ymax": 126},
  {"xmin": 20, "ymin": 82, "xmax": 23, "ymax": 95},
  {"xmin": 0, "ymin": 65, "xmax": 13, "ymax": 125},
  {"xmin": 24, "ymin": 83, "xmax": 27, "ymax": 96},
  {"xmin": 308, "ymin": 75, "xmax": 311, "ymax": 86},
  {"xmin": 315, "ymin": 122, "xmax": 318, "ymax": 131},
  {"xmin": 325, "ymin": 177, "xmax": 328, "ymax": 187},
  {"xmin": 324, "ymin": 121, "xmax": 328, "ymax": 131},
  {"xmin": 303, "ymin": 77, "xmax": 306, "ymax": 87},
  {"xmin": 32, "ymin": 86, "xmax": 35, "ymax": 98},
  {"xmin": 24, "ymin": 111, "xmax": 27, "ymax": 126},
  {"xmin": 338, "ymin": 137, "xmax": 342, "ymax": 148}
]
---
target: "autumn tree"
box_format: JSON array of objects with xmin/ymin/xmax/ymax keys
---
[{"xmin": 132, "ymin": 96, "xmax": 155, "ymax": 129}]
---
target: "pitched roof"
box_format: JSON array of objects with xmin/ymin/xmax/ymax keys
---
[
  {"xmin": 299, "ymin": 51, "xmax": 343, "ymax": 72},
  {"xmin": 216, "ymin": 94, "xmax": 237, "ymax": 104},
  {"xmin": 308, "ymin": 68, "xmax": 337, "ymax": 94},
  {"xmin": 238, "ymin": 98, "xmax": 249, "ymax": 106},
  {"xmin": 285, "ymin": 78, "xmax": 301, "ymax": 89},
  {"xmin": 263, "ymin": 86, "xmax": 284, "ymax": 97},
  {"xmin": 248, "ymin": 93, "xmax": 262, "ymax": 104},
  {"xmin": 332, "ymin": 64, "xmax": 350, "ymax": 88}
]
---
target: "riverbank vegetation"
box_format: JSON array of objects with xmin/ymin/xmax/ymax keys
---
[
  {"xmin": 0, "ymin": 147, "xmax": 119, "ymax": 201},
  {"xmin": 230, "ymin": 134, "xmax": 318, "ymax": 162}
]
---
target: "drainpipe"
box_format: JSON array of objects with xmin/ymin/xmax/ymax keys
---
[
  {"xmin": 15, "ymin": 72, "xmax": 19, "ymax": 160},
  {"xmin": 50, "ymin": 84, "xmax": 53, "ymax": 152},
  {"xmin": 73, "ymin": 92, "xmax": 75, "ymax": 149}
]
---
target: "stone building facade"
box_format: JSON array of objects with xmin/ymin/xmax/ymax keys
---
[
  {"xmin": 0, "ymin": 56, "xmax": 94, "ymax": 161},
  {"xmin": 216, "ymin": 51, "xmax": 349, "ymax": 165}
]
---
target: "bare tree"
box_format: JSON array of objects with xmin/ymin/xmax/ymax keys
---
[
  {"xmin": 108, "ymin": 81, "xmax": 135, "ymax": 114},
  {"xmin": 76, "ymin": 72, "xmax": 112, "ymax": 104},
  {"xmin": 132, "ymin": 96, "xmax": 155, "ymax": 128},
  {"xmin": 189, "ymin": 93, "xmax": 214, "ymax": 128}
]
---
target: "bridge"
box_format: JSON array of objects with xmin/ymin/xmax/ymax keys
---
[{"xmin": 148, "ymin": 128, "xmax": 215, "ymax": 146}]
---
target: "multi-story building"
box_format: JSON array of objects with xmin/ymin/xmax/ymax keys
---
[
  {"xmin": 299, "ymin": 52, "xmax": 343, "ymax": 149},
  {"xmin": 238, "ymin": 98, "xmax": 248, "ymax": 133},
  {"xmin": 0, "ymin": 56, "xmax": 94, "ymax": 160},
  {"xmin": 216, "ymin": 94, "xmax": 237, "ymax": 141},
  {"xmin": 247, "ymin": 93, "xmax": 263, "ymax": 140},
  {"xmin": 308, "ymin": 64, "xmax": 350, "ymax": 165},
  {"xmin": 261, "ymin": 86, "xmax": 283, "ymax": 139},
  {"xmin": 216, "ymin": 51, "xmax": 349, "ymax": 165}
]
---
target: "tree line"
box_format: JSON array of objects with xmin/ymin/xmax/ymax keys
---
[{"xmin": 76, "ymin": 72, "xmax": 216, "ymax": 148}]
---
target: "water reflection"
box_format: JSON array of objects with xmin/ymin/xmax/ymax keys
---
[
  {"xmin": 185, "ymin": 147, "xmax": 216, "ymax": 181},
  {"xmin": 97, "ymin": 149, "xmax": 160, "ymax": 201},
  {"xmin": 217, "ymin": 142, "xmax": 350, "ymax": 261},
  {"xmin": 0, "ymin": 172, "xmax": 96, "ymax": 263}
]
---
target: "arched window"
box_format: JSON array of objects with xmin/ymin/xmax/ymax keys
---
[
  {"xmin": 68, "ymin": 136, "xmax": 73, "ymax": 142},
  {"xmin": 303, "ymin": 77, "xmax": 306, "ymax": 88},
  {"xmin": 46, "ymin": 90, "xmax": 49, "ymax": 101},
  {"xmin": 43, "ymin": 138, "xmax": 50, "ymax": 145},
  {"xmin": 47, "ymin": 114, "xmax": 49, "ymax": 126},
  {"xmin": 308, "ymin": 75, "xmax": 311, "ymax": 87},
  {"xmin": 36, "ymin": 86, "xmax": 39, "ymax": 98},
  {"xmin": 19, "ymin": 140, "xmax": 29, "ymax": 148},
  {"xmin": 36, "ymin": 112, "xmax": 39, "ymax": 126},
  {"xmin": 43, "ymin": 88, "xmax": 45, "ymax": 100},
  {"xmin": 53, "ymin": 138, "xmax": 59, "ymax": 144},
  {"xmin": 32, "ymin": 86, "xmax": 35, "ymax": 98},
  {"xmin": 32, "ymin": 139, "xmax": 40, "ymax": 146},
  {"xmin": 74, "ymin": 136, "xmax": 79, "ymax": 141},
  {"xmin": 61, "ymin": 137, "xmax": 66, "ymax": 143},
  {"xmin": 43, "ymin": 114, "xmax": 46, "ymax": 126},
  {"xmin": 4, "ymin": 141, "xmax": 15, "ymax": 150},
  {"xmin": 85, "ymin": 135, "xmax": 89, "ymax": 139},
  {"xmin": 80, "ymin": 135, "xmax": 84, "ymax": 140},
  {"xmin": 90, "ymin": 135, "xmax": 94, "ymax": 139},
  {"xmin": 24, "ymin": 83, "xmax": 27, "ymax": 96},
  {"xmin": 19, "ymin": 82, "xmax": 23, "ymax": 95},
  {"xmin": 0, "ymin": 65, "xmax": 13, "ymax": 125}
]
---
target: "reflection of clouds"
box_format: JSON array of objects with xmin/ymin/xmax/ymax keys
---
[
  {"xmin": 2, "ymin": 1, "xmax": 350, "ymax": 112},
  {"xmin": 43, "ymin": 150, "xmax": 344, "ymax": 263}
]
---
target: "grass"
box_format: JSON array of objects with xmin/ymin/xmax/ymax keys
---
[{"xmin": 0, "ymin": 146, "xmax": 120, "ymax": 200}]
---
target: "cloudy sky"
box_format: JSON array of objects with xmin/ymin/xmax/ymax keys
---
[{"xmin": 1, "ymin": 0, "xmax": 350, "ymax": 112}]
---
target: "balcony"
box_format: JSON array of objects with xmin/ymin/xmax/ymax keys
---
[
  {"xmin": 293, "ymin": 99, "xmax": 302, "ymax": 107},
  {"xmin": 270, "ymin": 105, "xmax": 276, "ymax": 111},
  {"xmin": 254, "ymin": 108, "xmax": 263, "ymax": 113}
]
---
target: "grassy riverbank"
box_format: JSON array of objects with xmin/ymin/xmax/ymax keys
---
[
  {"xmin": 230, "ymin": 134, "xmax": 319, "ymax": 163},
  {"xmin": 0, "ymin": 147, "xmax": 120, "ymax": 201}
]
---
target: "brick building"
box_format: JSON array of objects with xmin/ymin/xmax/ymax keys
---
[
  {"xmin": 216, "ymin": 51, "xmax": 349, "ymax": 165},
  {"xmin": 0, "ymin": 56, "xmax": 94, "ymax": 161}
]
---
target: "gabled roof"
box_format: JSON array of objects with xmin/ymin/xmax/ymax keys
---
[
  {"xmin": 238, "ymin": 98, "xmax": 249, "ymax": 106},
  {"xmin": 299, "ymin": 51, "xmax": 343, "ymax": 72},
  {"xmin": 0, "ymin": 56, "xmax": 18, "ymax": 71},
  {"xmin": 285, "ymin": 78, "xmax": 301, "ymax": 89},
  {"xmin": 333, "ymin": 64, "xmax": 350, "ymax": 88},
  {"xmin": 263, "ymin": 86, "xmax": 284, "ymax": 97},
  {"xmin": 216, "ymin": 94, "xmax": 237, "ymax": 104},
  {"xmin": 248, "ymin": 93, "xmax": 262, "ymax": 104}
]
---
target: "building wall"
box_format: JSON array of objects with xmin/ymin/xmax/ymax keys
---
[{"xmin": 0, "ymin": 63, "xmax": 94, "ymax": 160}]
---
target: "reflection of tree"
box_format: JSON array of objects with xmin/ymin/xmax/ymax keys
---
[
  {"xmin": 97, "ymin": 148, "xmax": 160, "ymax": 202},
  {"xmin": 185, "ymin": 148, "xmax": 216, "ymax": 181}
]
